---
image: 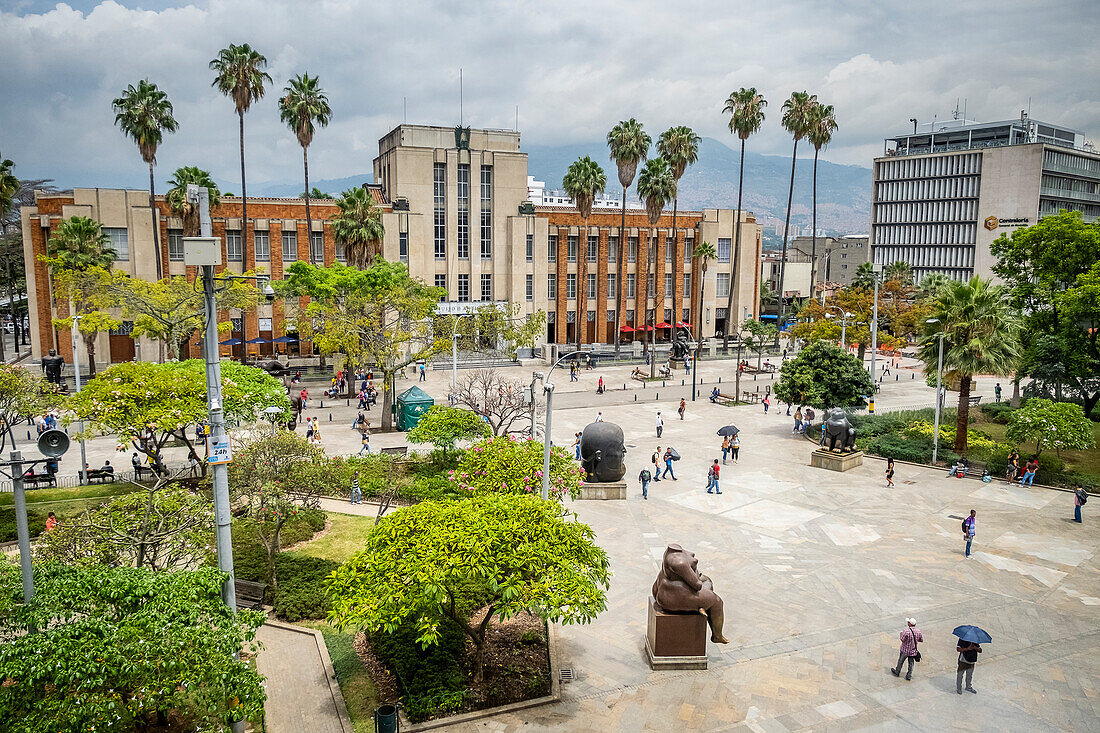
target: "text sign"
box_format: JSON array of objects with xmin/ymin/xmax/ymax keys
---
[{"xmin": 208, "ymin": 436, "xmax": 233, "ymax": 465}]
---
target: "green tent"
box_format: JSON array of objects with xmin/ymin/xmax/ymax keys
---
[{"xmin": 395, "ymin": 385, "xmax": 434, "ymax": 431}]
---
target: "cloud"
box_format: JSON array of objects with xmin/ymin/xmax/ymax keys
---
[{"xmin": 1, "ymin": 0, "xmax": 1097, "ymax": 190}]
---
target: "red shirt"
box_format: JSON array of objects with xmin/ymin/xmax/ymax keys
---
[{"xmin": 712, "ymin": 464, "xmax": 720, "ymax": 478}]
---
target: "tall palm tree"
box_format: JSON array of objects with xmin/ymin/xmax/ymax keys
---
[
  {"xmin": 636, "ymin": 157, "xmax": 675, "ymax": 376},
  {"xmin": 332, "ymin": 187, "xmax": 385, "ymax": 268},
  {"xmin": 0, "ymin": 154, "xmax": 16, "ymax": 220},
  {"xmin": 280, "ymin": 73, "xmax": 332, "ymax": 260},
  {"xmin": 210, "ymin": 43, "xmax": 271, "ymax": 265},
  {"xmin": 47, "ymin": 216, "xmax": 117, "ymax": 375},
  {"xmin": 883, "ymin": 261, "xmax": 913, "ymax": 284},
  {"xmin": 657, "ymin": 126, "xmax": 701, "ymax": 335},
  {"xmin": 776, "ymin": 91, "xmax": 818, "ymax": 337},
  {"xmin": 606, "ymin": 119, "xmax": 651, "ymax": 355},
  {"xmin": 852, "ymin": 261, "xmax": 877, "ymax": 290},
  {"xmin": 806, "ymin": 102, "xmax": 837, "ymax": 294},
  {"xmin": 112, "ymin": 79, "xmax": 178, "ymax": 281},
  {"xmin": 691, "ymin": 240, "xmax": 717, "ymax": 362},
  {"xmin": 919, "ymin": 277, "xmax": 1022, "ymax": 453},
  {"xmin": 721, "ymin": 88, "xmax": 767, "ymax": 352},
  {"xmin": 165, "ymin": 167, "xmax": 221, "ymax": 237},
  {"xmin": 562, "ymin": 156, "xmax": 607, "ymax": 352}
]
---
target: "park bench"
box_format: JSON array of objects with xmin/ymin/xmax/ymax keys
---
[
  {"xmin": 86, "ymin": 469, "xmax": 116, "ymax": 484},
  {"xmin": 967, "ymin": 395, "xmax": 982, "ymax": 407},
  {"xmin": 235, "ymin": 580, "xmax": 269, "ymax": 611},
  {"xmin": 741, "ymin": 391, "xmax": 760, "ymax": 404},
  {"xmin": 657, "ymin": 366, "xmax": 672, "ymax": 379},
  {"xmin": 709, "ymin": 392, "xmax": 738, "ymax": 406},
  {"xmin": 630, "ymin": 369, "xmax": 648, "ymax": 383},
  {"xmin": 131, "ymin": 464, "xmax": 155, "ymax": 480},
  {"xmin": 22, "ymin": 472, "xmax": 56, "ymax": 488},
  {"xmin": 381, "ymin": 445, "xmax": 408, "ymax": 457}
]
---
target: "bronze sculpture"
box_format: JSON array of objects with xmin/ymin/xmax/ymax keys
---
[
  {"xmin": 822, "ymin": 408, "xmax": 856, "ymax": 452},
  {"xmin": 41, "ymin": 348, "xmax": 64, "ymax": 385},
  {"xmin": 579, "ymin": 421, "xmax": 627, "ymax": 482},
  {"xmin": 257, "ymin": 358, "xmax": 289, "ymax": 376},
  {"xmin": 651, "ymin": 544, "xmax": 728, "ymax": 644}
]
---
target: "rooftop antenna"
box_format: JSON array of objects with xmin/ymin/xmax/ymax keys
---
[
  {"xmin": 515, "ymin": 105, "xmax": 519, "ymax": 132},
  {"xmin": 953, "ymin": 99, "xmax": 960, "ymax": 120},
  {"xmin": 460, "ymin": 68, "xmax": 463, "ymax": 126},
  {"xmin": 963, "ymin": 98, "xmax": 967, "ymax": 123},
  {"xmin": 403, "ymin": 97, "xmax": 407, "ymax": 124}
]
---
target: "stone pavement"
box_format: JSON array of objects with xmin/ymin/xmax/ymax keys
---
[{"xmin": 255, "ymin": 622, "xmax": 351, "ymax": 733}]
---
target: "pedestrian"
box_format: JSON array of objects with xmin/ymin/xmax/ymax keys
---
[
  {"xmin": 793, "ymin": 406, "xmax": 803, "ymax": 433},
  {"xmin": 721, "ymin": 435, "xmax": 730, "ymax": 464},
  {"xmin": 1074, "ymin": 483, "xmax": 1087, "ymax": 523},
  {"xmin": 189, "ymin": 454, "xmax": 199, "ymax": 477},
  {"xmin": 350, "ymin": 475, "xmax": 362, "ymax": 504},
  {"xmin": 802, "ymin": 407, "xmax": 815, "ymax": 434},
  {"xmin": 585, "ymin": 353, "xmax": 592, "ymax": 370},
  {"xmin": 762, "ymin": 395, "xmax": 770, "ymax": 414},
  {"xmin": 707, "ymin": 460, "xmax": 722, "ymax": 494},
  {"xmin": 300, "ymin": 387, "xmax": 309, "ymax": 407},
  {"xmin": 655, "ymin": 411, "xmax": 664, "ymax": 438},
  {"xmin": 956, "ymin": 639, "xmax": 981, "ymax": 694},
  {"xmin": 419, "ymin": 363, "xmax": 426, "ymax": 382},
  {"xmin": 311, "ymin": 420, "xmax": 322, "ymax": 445},
  {"xmin": 358, "ymin": 389, "xmax": 367, "ymax": 410},
  {"xmin": 1006, "ymin": 449, "xmax": 1020, "ymax": 482},
  {"xmin": 994, "ymin": 382, "xmax": 1002, "ymax": 402},
  {"xmin": 886, "ymin": 457, "xmax": 895, "ymax": 488},
  {"xmin": 45, "ymin": 511, "xmax": 58, "ymax": 532},
  {"xmin": 597, "ymin": 376, "xmax": 605, "ymax": 394},
  {"xmin": 706, "ymin": 462, "xmax": 716, "ymax": 492},
  {"xmin": 652, "ymin": 446, "xmax": 662, "ymax": 482},
  {"xmin": 573, "ymin": 432, "xmax": 582, "ymax": 460},
  {"xmin": 305, "ymin": 419, "xmax": 315, "ymax": 443},
  {"xmin": 291, "ymin": 369, "xmax": 302, "ymax": 384},
  {"xmin": 358, "ymin": 432, "xmax": 370, "ymax": 455},
  {"xmin": 684, "ymin": 355, "xmax": 691, "ymax": 375},
  {"xmin": 662, "ymin": 448, "xmax": 677, "ymax": 480},
  {"xmin": 639, "ymin": 467, "xmax": 652, "ymax": 499},
  {"xmin": 595, "ymin": 411, "xmax": 604, "ymax": 422},
  {"xmin": 678, "ymin": 398, "xmax": 686, "ymax": 420},
  {"xmin": 730, "ymin": 434, "xmax": 740, "ymax": 462},
  {"xmin": 890, "ymin": 618, "xmax": 923, "ymax": 681},
  {"xmin": 962, "ymin": 510, "xmax": 976, "ymax": 558},
  {"xmin": 1021, "ymin": 457, "xmax": 1038, "ymax": 486}
]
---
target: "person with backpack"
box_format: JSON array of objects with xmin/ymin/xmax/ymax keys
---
[
  {"xmin": 652, "ymin": 446, "xmax": 662, "ymax": 482},
  {"xmin": 890, "ymin": 618, "xmax": 923, "ymax": 681},
  {"xmin": 706, "ymin": 460, "xmax": 722, "ymax": 494},
  {"xmin": 639, "ymin": 467, "xmax": 652, "ymax": 500},
  {"xmin": 662, "ymin": 448, "xmax": 677, "ymax": 480},
  {"xmin": 962, "ymin": 510, "xmax": 976, "ymax": 558},
  {"xmin": 1074, "ymin": 484, "xmax": 1087, "ymax": 523}
]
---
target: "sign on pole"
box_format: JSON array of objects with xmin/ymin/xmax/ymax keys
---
[{"xmin": 208, "ymin": 436, "xmax": 233, "ymax": 465}]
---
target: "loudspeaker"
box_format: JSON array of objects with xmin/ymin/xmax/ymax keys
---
[{"xmin": 38, "ymin": 429, "xmax": 70, "ymax": 458}]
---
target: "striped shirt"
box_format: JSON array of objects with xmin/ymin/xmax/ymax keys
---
[{"xmin": 899, "ymin": 627, "xmax": 923, "ymax": 656}]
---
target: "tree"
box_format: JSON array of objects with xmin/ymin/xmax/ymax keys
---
[
  {"xmin": 112, "ymin": 79, "xmax": 178, "ymax": 281},
  {"xmin": 805, "ymin": 102, "xmax": 837, "ymax": 291},
  {"xmin": 331, "ymin": 186, "xmax": 385, "ymax": 269},
  {"xmin": 408, "ymin": 405, "xmax": 490, "ymax": 456},
  {"xmin": 721, "ymin": 88, "xmax": 768, "ymax": 352},
  {"xmin": 691, "ymin": 240, "xmax": 717, "ymax": 358},
  {"xmin": 0, "ymin": 364, "xmax": 64, "ymax": 450},
  {"xmin": 0, "ymin": 153, "xmax": 16, "ymax": 219},
  {"xmin": 636, "ymin": 157, "xmax": 675, "ymax": 375},
  {"xmin": 776, "ymin": 91, "xmax": 817, "ymax": 335},
  {"xmin": 657, "ymin": 126, "xmax": 701, "ymax": 336},
  {"xmin": 562, "ymin": 156, "xmax": 607, "ymax": 351},
  {"xmin": 443, "ymin": 302, "xmax": 545, "ymax": 360},
  {"xmin": 773, "ymin": 340, "xmax": 874, "ymax": 409},
  {"xmin": 606, "ymin": 119, "xmax": 651, "ymax": 355},
  {"xmin": 165, "ymin": 166, "xmax": 222, "ymax": 236},
  {"xmin": 742, "ymin": 318, "xmax": 778, "ymax": 369},
  {"xmin": 108, "ymin": 272, "xmax": 257, "ymax": 359},
  {"xmin": 70, "ymin": 360, "xmax": 290, "ymax": 476},
  {"xmin": 0, "ymin": 564, "xmax": 266, "ymax": 731},
  {"xmin": 301, "ymin": 187, "xmax": 334, "ymax": 199},
  {"xmin": 280, "ymin": 73, "xmax": 332, "ymax": 251},
  {"xmin": 918, "ymin": 277, "xmax": 1022, "ymax": 452},
  {"xmin": 883, "ymin": 260, "xmax": 913, "ymax": 285},
  {"xmin": 451, "ymin": 368, "xmax": 531, "ymax": 436},
  {"xmin": 449, "ymin": 434, "xmax": 585, "ymax": 500},
  {"xmin": 44, "ymin": 216, "xmax": 116, "ymax": 270},
  {"xmin": 851, "ymin": 261, "xmax": 877, "ymax": 291},
  {"xmin": 283, "ymin": 260, "xmax": 445, "ymax": 430},
  {"xmin": 1006, "ymin": 398, "xmax": 1096, "ymax": 456},
  {"xmin": 328, "ymin": 493, "xmax": 610, "ymax": 682},
  {"xmin": 210, "ymin": 43, "xmax": 271, "ymax": 265},
  {"xmin": 917, "ymin": 272, "xmax": 951, "ymax": 301}
]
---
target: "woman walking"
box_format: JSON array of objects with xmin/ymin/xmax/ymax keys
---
[
  {"xmin": 886, "ymin": 457, "xmax": 895, "ymax": 488},
  {"xmin": 730, "ymin": 434, "xmax": 740, "ymax": 463}
]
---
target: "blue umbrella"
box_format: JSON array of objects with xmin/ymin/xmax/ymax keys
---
[
  {"xmin": 272, "ymin": 335, "xmax": 298, "ymax": 343},
  {"xmin": 245, "ymin": 337, "xmax": 270, "ymax": 344},
  {"xmin": 952, "ymin": 625, "xmax": 992, "ymax": 644},
  {"xmin": 219, "ymin": 338, "xmax": 243, "ymax": 346}
]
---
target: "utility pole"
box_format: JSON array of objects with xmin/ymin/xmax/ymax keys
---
[
  {"xmin": 70, "ymin": 315, "xmax": 88, "ymax": 484},
  {"xmin": 870, "ymin": 272, "xmax": 880, "ymax": 381}
]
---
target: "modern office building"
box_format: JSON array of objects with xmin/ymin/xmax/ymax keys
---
[
  {"xmin": 21, "ymin": 124, "xmax": 762, "ymax": 369},
  {"xmin": 870, "ymin": 113, "xmax": 1100, "ymax": 281}
]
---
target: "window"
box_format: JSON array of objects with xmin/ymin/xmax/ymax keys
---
[
  {"xmin": 457, "ymin": 163, "xmax": 470, "ymax": 259},
  {"xmin": 664, "ymin": 273, "xmax": 673, "ymax": 297},
  {"xmin": 606, "ymin": 309, "xmax": 616, "ymax": 323},
  {"xmin": 664, "ymin": 308, "xmax": 672, "ymax": 322},
  {"xmin": 682, "ymin": 308, "xmax": 690, "ymax": 323},
  {"xmin": 684, "ymin": 240, "xmax": 693, "ymax": 263},
  {"xmin": 626, "ymin": 309, "xmax": 635, "ymax": 323},
  {"xmin": 626, "ymin": 274, "xmax": 636, "ymax": 298},
  {"xmin": 717, "ymin": 238, "xmax": 731, "ymax": 263},
  {"xmin": 433, "ymin": 163, "xmax": 446, "ymax": 259},
  {"xmin": 480, "ymin": 166, "xmax": 492, "ymax": 259},
  {"xmin": 227, "ymin": 230, "xmax": 243, "ymax": 261},
  {"xmin": 716, "ymin": 272, "xmax": 731, "ymax": 298},
  {"xmin": 282, "ymin": 230, "xmax": 297, "ymax": 261},
  {"xmin": 567, "ymin": 310, "xmax": 575, "ymax": 324},
  {"xmin": 435, "ymin": 274, "xmax": 447, "ymax": 293},
  {"xmin": 587, "ymin": 273, "xmax": 597, "ymax": 299},
  {"xmin": 399, "ymin": 231, "xmax": 408, "ymax": 263},
  {"xmin": 665, "ymin": 238, "xmax": 673, "ymax": 262},
  {"xmin": 608, "ymin": 236, "xmax": 618, "ymax": 262},
  {"xmin": 628, "ymin": 237, "xmax": 638, "ymax": 262},
  {"xmin": 548, "ymin": 273, "xmax": 557, "ymax": 299},
  {"xmin": 481, "ymin": 273, "xmax": 492, "ymax": 301},
  {"xmin": 683, "ymin": 274, "xmax": 691, "ymax": 298},
  {"xmin": 167, "ymin": 228, "xmax": 184, "ymax": 262},
  {"xmin": 548, "ymin": 234, "xmax": 557, "ymax": 262},
  {"xmin": 566, "ymin": 274, "xmax": 577, "ymax": 299},
  {"xmin": 310, "ymin": 231, "xmax": 324, "ymax": 262},
  {"xmin": 588, "ymin": 235, "xmax": 598, "ymax": 262},
  {"xmin": 607, "ymin": 273, "xmax": 617, "ymax": 297},
  {"xmin": 103, "ymin": 227, "xmax": 128, "ymax": 260},
  {"xmin": 647, "ymin": 275, "xmax": 654, "ymax": 297},
  {"xmin": 587, "ymin": 310, "xmax": 595, "ymax": 322},
  {"xmin": 335, "ymin": 241, "xmax": 346, "ymax": 263},
  {"xmin": 458, "ymin": 274, "xmax": 470, "ymax": 301},
  {"xmin": 526, "ymin": 274, "xmax": 533, "ymax": 301},
  {"xmin": 254, "ymin": 231, "xmax": 270, "ymax": 261},
  {"xmin": 567, "ymin": 235, "xmax": 577, "ymax": 263},
  {"xmin": 525, "ymin": 234, "xmax": 533, "ymax": 262}
]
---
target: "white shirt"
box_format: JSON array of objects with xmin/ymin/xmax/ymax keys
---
[
  {"xmin": 595, "ymin": 414, "xmax": 604, "ymax": 422},
  {"xmin": 656, "ymin": 415, "xmax": 663, "ymax": 427}
]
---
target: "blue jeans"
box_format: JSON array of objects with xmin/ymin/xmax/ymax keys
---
[
  {"xmin": 965, "ymin": 537, "xmax": 973, "ymax": 557},
  {"xmin": 721, "ymin": 447, "xmax": 728, "ymax": 462},
  {"xmin": 1022, "ymin": 471, "xmax": 1035, "ymax": 486},
  {"xmin": 350, "ymin": 487, "xmax": 361, "ymax": 504},
  {"xmin": 641, "ymin": 477, "xmax": 650, "ymax": 499},
  {"xmin": 710, "ymin": 479, "xmax": 721, "ymax": 493},
  {"xmin": 662, "ymin": 462, "xmax": 675, "ymax": 479},
  {"xmin": 1075, "ymin": 504, "xmax": 1082, "ymax": 522},
  {"xmin": 574, "ymin": 445, "xmax": 581, "ymax": 460}
]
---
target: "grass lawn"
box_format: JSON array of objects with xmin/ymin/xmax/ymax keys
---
[
  {"xmin": 295, "ymin": 513, "xmax": 375, "ymax": 562},
  {"xmin": 973, "ymin": 416, "xmax": 1100, "ymax": 478},
  {"xmin": 298, "ymin": 621, "xmax": 381, "ymax": 733},
  {"xmin": 0, "ymin": 484, "xmax": 129, "ymax": 507}
]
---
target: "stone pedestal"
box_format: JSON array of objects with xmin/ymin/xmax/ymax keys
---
[
  {"xmin": 810, "ymin": 449, "xmax": 864, "ymax": 472},
  {"xmin": 578, "ymin": 481, "xmax": 626, "ymax": 500},
  {"xmin": 645, "ymin": 596, "xmax": 708, "ymax": 670}
]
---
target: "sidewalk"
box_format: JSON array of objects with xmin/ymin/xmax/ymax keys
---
[{"xmin": 256, "ymin": 621, "xmax": 351, "ymax": 733}]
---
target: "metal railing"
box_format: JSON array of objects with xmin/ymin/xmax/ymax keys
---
[{"xmin": 0, "ymin": 462, "xmax": 201, "ymax": 494}]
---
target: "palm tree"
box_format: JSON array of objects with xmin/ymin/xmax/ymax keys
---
[
  {"xmin": 47, "ymin": 216, "xmax": 117, "ymax": 375},
  {"xmin": 806, "ymin": 102, "xmax": 837, "ymax": 293},
  {"xmin": 917, "ymin": 272, "xmax": 951, "ymax": 300},
  {"xmin": 691, "ymin": 240, "xmax": 717, "ymax": 362},
  {"xmin": 636, "ymin": 158, "xmax": 675, "ymax": 376},
  {"xmin": 301, "ymin": 187, "xmax": 334, "ymax": 199},
  {"xmin": 112, "ymin": 79, "xmax": 178, "ymax": 281},
  {"xmin": 776, "ymin": 91, "xmax": 818, "ymax": 336},
  {"xmin": 210, "ymin": 43, "xmax": 271, "ymax": 266},
  {"xmin": 919, "ymin": 277, "xmax": 1022, "ymax": 453},
  {"xmin": 883, "ymin": 260, "xmax": 914, "ymax": 284},
  {"xmin": 165, "ymin": 167, "xmax": 221, "ymax": 237},
  {"xmin": 562, "ymin": 156, "xmax": 607, "ymax": 352},
  {"xmin": 0, "ymin": 154, "xmax": 16, "ymax": 220},
  {"xmin": 657, "ymin": 126, "xmax": 701, "ymax": 334},
  {"xmin": 332, "ymin": 187, "xmax": 385, "ymax": 268},
  {"xmin": 852, "ymin": 261, "xmax": 877, "ymax": 290},
  {"xmin": 721, "ymin": 88, "xmax": 767, "ymax": 352},
  {"xmin": 280, "ymin": 73, "xmax": 332, "ymax": 261},
  {"xmin": 606, "ymin": 119, "xmax": 651, "ymax": 355}
]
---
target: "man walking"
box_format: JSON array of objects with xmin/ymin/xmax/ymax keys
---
[
  {"xmin": 706, "ymin": 460, "xmax": 722, "ymax": 494},
  {"xmin": 956, "ymin": 639, "xmax": 981, "ymax": 694},
  {"xmin": 678, "ymin": 398, "xmax": 686, "ymax": 421},
  {"xmin": 662, "ymin": 448, "xmax": 677, "ymax": 480},
  {"xmin": 890, "ymin": 618, "xmax": 923, "ymax": 681},
  {"xmin": 639, "ymin": 467, "xmax": 652, "ymax": 500},
  {"xmin": 962, "ymin": 510, "xmax": 976, "ymax": 558},
  {"xmin": 419, "ymin": 363, "xmax": 426, "ymax": 382},
  {"xmin": 652, "ymin": 446, "xmax": 662, "ymax": 482},
  {"xmin": 994, "ymin": 382, "xmax": 1002, "ymax": 403},
  {"xmin": 655, "ymin": 412, "xmax": 664, "ymax": 438}
]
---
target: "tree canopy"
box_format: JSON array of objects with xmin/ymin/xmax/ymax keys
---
[
  {"xmin": 773, "ymin": 340, "xmax": 875, "ymax": 409},
  {"xmin": 0, "ymin": 365, "xmax": 65, "ymax": 449},
  {"xmin": 1006, "ymin": 398, "xmax": 1096, "ymax": 456},
  {"xmin": 408, "ymin": 405, "xmax": 490, "ymax": 456},
  {"xmin": 450, "ymin": 434, "xmax": 584, "ymax": 500}
]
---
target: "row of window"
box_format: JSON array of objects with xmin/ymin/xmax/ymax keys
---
[
  {"xmin": 872, "ymin": 222, "xmax": 977, "ymax": 246},
  {"xmin": 434, "ymin": 163, "xmax": 495, "ymax": 261},
  {"xmin": 872, "ymin": 244, "xmax": 975, "ymax": 270},
  {"xmin": 875, "ymin": 176, "xmax": 980, "ymax": 202},
  {"xmin": 546, "ymin": 273, "xmax": 694, "ymax": 300},
  {"xmin": 876, "ymin": 153, "xmax": 981, "ymax": 181},
  {"xmin": 1044, "ymin": 149, "xmax": 1100, "ymax": 177},
  {"xmin": 873, "ymin": 199, "xmax": 979, "ymax": 224},
  {"xmin": 1041, "ymin": 174, "xmax": 1100, "ymax": 196},
  {"xmin": 166, "ymin": 229, "xmax": 327, "ymax": 263},
  {"xmin": 546, "ymin": 235, "xmax": 696, "ymax": 263},
  {"xmin": 546, "ymin": 309, "xmax": 691, "ymax": 324},
  {"xmin": 433, "ymin": 273, "xmax": 495, "ymax": 302}
]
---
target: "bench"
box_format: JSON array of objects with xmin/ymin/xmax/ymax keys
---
[
  {"xmin": 235, "ymin": 579, "xmax": 269, "ymax": 611},
  {"xmin": 86, "ymin": 469, "xmax": 116, "ymax": 484},
  {"xmin": 381, "ymin": 445, "xmax": 408, "ymax": 457},
  {"xmin": 710, "ymin": 392, "xmax": 738, "ymax": 406},
  {"xmin": 657, "ymin": 367, "xmax": 672, "ymax": 379},
  {"xmin": 22, "ymin": 473, "xmax": 57, "ymax": 488},
  {"xmin": 631, "ymin": 370, "xmax": 648, "ymax": 382},
  {"xmin": 131, "ymin": 465, "xmax": 155, "ymax": 480},
  {"xmin": 967, "ymin": 395, "xmax": 982, "ymax": 406},
  {"xmin": 741, "ymin": 391, "xmax": 760, "ymax": 404}
]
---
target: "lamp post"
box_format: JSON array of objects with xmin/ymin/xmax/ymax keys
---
[
  {"xmin": 869, "ymin": 264, "xmax": 883, "ymax": 381},
  {"xmin": 927, "ymin": 318, "xmax": 946, "ymax": 464},
  {"xmin": 824, "ymin": 308, "xmax": 855, "ymax": 349},
  {"xmin": 539, "ymin": 350, "xmax": 584, "ymax": 500},
  {"xmin": 70, "ymin": 314, "xmax": 88, "ymax": 484},
  {"xmin": 451, "ymin": 313, "xmax": 474, "ymax": 395}
]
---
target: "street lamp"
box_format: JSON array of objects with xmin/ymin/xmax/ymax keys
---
[
  {"xmin": 927, "ymin": 317, "xmax": 947, "ymax": 464},
  {"xmin": 451, "ymin": 313, "xmax": 475, "ymax": 395},
  {"xmin": 824, "ymin": 309, "xmax": 855, "ymax": 348},
  {"xmin": 263, "ymin": 405, "xmax": 283, "ymax": 436},
  {"xmin": 70, "ymin": 314, "xmax": 88, "ymax": 483},
  {"xmin": 538, "ymin": 349, "xmax": 586, "ymax": 500}
]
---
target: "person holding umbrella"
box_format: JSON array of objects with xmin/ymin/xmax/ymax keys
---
[
  {"xmin": 953, "ymin": 625, "xmax": 989, "ymax": 694},
  {"xmin": 717, "ymin": 426, "xmax": 739, "ymax": 464}
]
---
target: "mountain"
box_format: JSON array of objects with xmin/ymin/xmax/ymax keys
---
[{"xmin": 525, "ymin": 137, "xmax": 871, "ymax": 235}]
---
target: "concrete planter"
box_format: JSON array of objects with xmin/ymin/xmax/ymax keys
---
[{"xmin": 577, "ymin": 481, "xmax": 627, "ymax": 500}]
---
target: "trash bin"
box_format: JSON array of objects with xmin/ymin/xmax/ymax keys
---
[{"xmin": 373, "ymin": 704, "xmax": 399, "ymax": 733}]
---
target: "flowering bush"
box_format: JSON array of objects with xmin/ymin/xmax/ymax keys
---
[
  {"xmin": 1006, "ymin": 399, "xmax": 1096, "ymax": 455},
  {"xmin": 904, "ymin": 420, "xmax": 997, "ymax": 451},
  {"xmin": 449, "ymin": 434, "xmax": 584, "ymax": 501}
]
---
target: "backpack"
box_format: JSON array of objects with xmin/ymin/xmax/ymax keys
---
[
  {"xmin": 1076, "ymin": 489, "xmax": 1088, "ymax": 505},
  {"xmin": 669, "ymin": 448, "xmax": 681, "ymax": 461},
  {"xmin": 961, "ymin": 519, "xmax": 969, "ymax": 533}
]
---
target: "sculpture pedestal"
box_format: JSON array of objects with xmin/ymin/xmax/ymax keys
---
[
  {"xmin": 578, "ymin": 481, "xmax": 626, "ymax": 500},
  {"xmin": 645, "ymin": 596, "xmax": 708, "ymax": 670},
  {"xmin": 810, "ymin": 449, "xmax": 864, "ymax": 472}
]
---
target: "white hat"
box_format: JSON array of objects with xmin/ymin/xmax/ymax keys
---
[{"xmin": 906, "ymin": 617, "xmax": 916, "ymax": 626}]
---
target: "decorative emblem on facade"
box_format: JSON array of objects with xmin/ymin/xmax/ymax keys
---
[
  {"xmin": 454, "ymin": 125, "xmax": 471, "ymax": 150},
  {"xmin": 984, "ymin": 216, "xmax": 999, "ymax": 231}
]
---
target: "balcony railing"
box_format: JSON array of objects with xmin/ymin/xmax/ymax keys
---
[{"xmin": 1040, "ymin": 186, "xmax": 1100, "ymax": 204}]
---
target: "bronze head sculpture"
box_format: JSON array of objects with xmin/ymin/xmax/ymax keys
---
[
  {"xmin": 651, "ymin": 543, "xmax": 727, "ymax": 644},
  {"xmin": 579, "ymin": 421, "xmax": 627, "ymax": 483}
]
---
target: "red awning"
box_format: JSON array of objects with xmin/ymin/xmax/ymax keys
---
[
  {"xmin": 619, "ymin": 325, "xmax": 636, "ymax": 332},
  {"xmin": 677, "ymin": 321, "xmax": 692, "ymax": 328},
  {"xmin": 655, "ymin": 321, "xmax": 672, "ymax": 329},
  {"xmin": 640, "ymin": 324, "xmax": 655, "ymax": 331}
]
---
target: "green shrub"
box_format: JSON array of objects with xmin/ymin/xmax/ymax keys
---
[
  {"xmin": 1036, "ymin": 453, "xmax": 1066, "ymax": 476},
  {"xmin": 370, "ymin": 616, "xmax": 467, "ymax": 722},
  {"xmin": 272, "ymin": 553, "xmax": 340, "ymax": 622},
  {"xmin": 860, "ymin": 434, "xmax": 958, "ymax": 466},
  {"xmin": 0, "ymin": 508, "xmax": 46, "ymax": 543},
  {"xmin": 231, "ymin": 509, "xmax": 327, "ymax": 586},
  {"xmin": 979, "ymin": 400, "xmax": 1020, "ymax": 424}
]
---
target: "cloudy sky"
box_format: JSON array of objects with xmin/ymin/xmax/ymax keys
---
[{"xmin": 3, "ymin": 0, "xmax": 1098, "ymax": 191}]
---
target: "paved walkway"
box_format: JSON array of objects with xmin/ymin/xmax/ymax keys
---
[{"xmin": 255, "ymin": 622, "xmax": 351, "ymax": 733}]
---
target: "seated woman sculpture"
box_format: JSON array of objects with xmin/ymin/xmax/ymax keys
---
[{"xmin": 651, "ymin": 543, "xmax": 728, "ymax": 644}]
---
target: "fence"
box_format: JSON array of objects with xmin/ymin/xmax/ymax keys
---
[{"xmin": 0, "ymin": 462, "xmax": 200, "ymax": 494}]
